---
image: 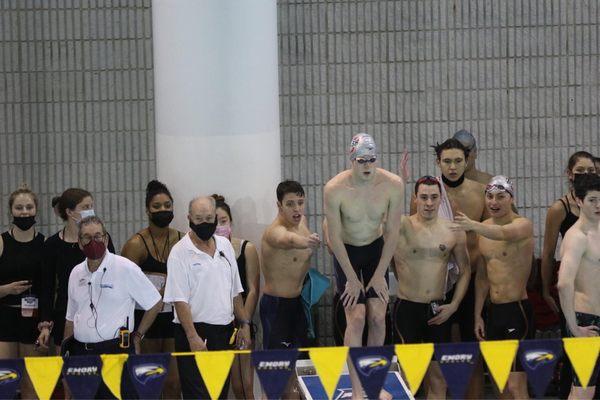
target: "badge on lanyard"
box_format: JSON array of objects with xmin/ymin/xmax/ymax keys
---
[{"xmin": 21, "ymin": 294, "xmax": 38, "ymax": 318}]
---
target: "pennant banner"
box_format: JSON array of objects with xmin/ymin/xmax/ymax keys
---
[
  {"xmin": 24, "ymin": 356, "xmax": 63, "ymax": 400},
  {"xmin": 194, "ymin": 351, "xmax": 235, "ymax": 400},
  {"xmin": 349, "ymin": 346, "xmax": 394, "ymax": 400},
  {"xmin": 62, "ymin": 355, "xmax": 103, "ymax": 400},
  {"xmin": 0, "ymin": 359, "xmax": 24, "ymax": 400},
  {"xmin": 480, "ymin": 340, "xmax": 519, "ymax": 392},
  {"xmin": 127, "ymin": 353, "xmax": 171, "ymax": 400},
  {"xmin": 395, "ymin": 343, "xmax": 434, "ymax": 394},
  {"xmin": 563, "ymin": 337, "xmax": 600, "ymax": 388},
  {"xmin": 518, "ymin": 339, "xmax": 563, "ymax": 398},
  {"xmin": 309, "ymin": 346, "xmax": 348, "ymax": 400},
  {"xmin": 252, "ymin": 349, "xmax": 299, "ymax": 400},
  {"xmin": 434, "ymin": 342, "xmax": 479, "ymax": 399},
  {"xmin": 100, "ymin": 354, "xmax": 128, "ymax": 400}
]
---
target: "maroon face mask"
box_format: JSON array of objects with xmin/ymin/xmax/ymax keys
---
[{"xmin": 82, "ymin": 240, "xmax": 106, "ymax": 260}]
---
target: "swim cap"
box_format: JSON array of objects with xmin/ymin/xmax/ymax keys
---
[
  {"xmin": 485, "ymin": 175, "xmax": 514, "ymax": 197},
  {"xmin": 453, "ymin": 129, "xmax": 477, "ymax": 151},
  {"xmin": 349, "ymin": 133, "xmax": 377, "ymax": 161}
]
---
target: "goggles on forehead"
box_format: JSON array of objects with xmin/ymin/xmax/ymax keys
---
[
  {"xmin": 356, "ymin": 157, "xmax": 377, "ymax": 164},
  {"xmin": 485, "ymin": 183, "xmax": 514, "ymax": 197},
  {"xmin": 416, "ymin": 175, "xmax": 437, "ymax": 184}
]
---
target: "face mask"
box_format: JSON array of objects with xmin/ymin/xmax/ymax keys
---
[
  {"xmin": 150, "ymin": 210, "xmax": 174, "ymax": 228},
  {"xmin": 13, "ymin": 216, "xmax": 36, "ymax": 231},
  {"xmin": 215, "ymin": 224, "xmax": 232, "ymax": 238},
  {"xmin": 189, "ymin": 219, "xmax": 217, "ymax": 241},
  {"xmin": 82, "ymin": 240, "xmax": 106, "ymax": 260},
  {"xmin": 77, "ymin": 209, "xmax": 95, "ymax": 223}
]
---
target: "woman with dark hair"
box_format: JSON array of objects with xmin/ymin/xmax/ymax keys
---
[
  {"xmin": 0, "ymin": 185, "xmax": 46, "ymax": 399},
  {"xmin": 37, "ymin": 188, "xmax": 115, "ymax": 349},
  {"xmin": 121, "ymin": 180, "xmax": 183, "ymax": 399},
  {"xmin": 212, "ymin": 194, "xmax": 260, "ymax": 400},
  {"xmin": 540, "ymin": 151, "xmax": 596, "ymax": 398},
  {"xmin": 541, "ymin": 151, "xmax": 596, "ymax": 313}
]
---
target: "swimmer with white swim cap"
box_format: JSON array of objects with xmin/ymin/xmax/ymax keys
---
[
  {"xmin": 452, "ymin": 175, "xmax": 534, "ymax": 399},
  {"xmin": 324, "ymin": 133, "xmax": 404, "ymax": 400}
]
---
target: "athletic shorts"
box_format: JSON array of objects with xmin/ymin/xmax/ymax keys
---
[
  {"xmin": 393, "ymin": 298, "xmax": 451, "ymax": 344},
  {"xmin": 0, "ymin": 305, "xmax": 39, "ymax": 344},
  {"xmin": 448, "ymin": 274, "xmax": 476, "ymax": 342},
  {"xmin": 568, "ymin": 312, "xmax": 600, "ymax": 387},
  {"xmin": 486, "ymin": 299, "xmax": 534, "ymax": 371},
  {"xmin": 134, "ymin": 309, "xmax": 175, "ymax": 339},
  {"xmin": 333, "ymin": 236, "xmax": 387, "ymax": 304},
  {"xmin": 260, "ymin": 294, "xmax": 308, "ymax": 349}
]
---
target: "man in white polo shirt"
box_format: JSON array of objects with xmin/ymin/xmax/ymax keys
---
[
  {"xmin": 62, "ymin": 216, "xmax": 162, "ymax": 399},
  {"xmin": 164, "ymin": 196, "xmax": 251, "ymax": 400}
]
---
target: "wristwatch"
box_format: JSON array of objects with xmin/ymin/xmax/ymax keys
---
[
  {"xmin": 237, "ymin": 319, "xmax": 251, "ymax": 326},
  {"xmin": 132, "ymin": 331, "xmax": 145, "ymax": 341}
]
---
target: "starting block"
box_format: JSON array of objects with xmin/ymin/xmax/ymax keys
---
[{"xmin": 295, "ymin": 358, "xmax": 414, "ymax": 400}]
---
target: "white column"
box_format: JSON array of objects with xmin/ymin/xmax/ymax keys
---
[{"xmin": 152, "ymin": 0, "xmax": 281, "ymax": 245}]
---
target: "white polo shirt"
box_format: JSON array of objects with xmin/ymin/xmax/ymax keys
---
[
  {"xmin": 163, "ymin": 233, "xmax": 243, "ymax": 325},
  {"xmin": 66, "ymin": 251, "xmax": 161, "ymax": 343}
]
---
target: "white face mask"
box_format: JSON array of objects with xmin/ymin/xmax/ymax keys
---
[{"xmin": 78, "ymin": 209, "xmax": 95, "ymax": 222}]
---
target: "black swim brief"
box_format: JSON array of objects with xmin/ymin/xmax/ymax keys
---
[
  {"xmin": 486, "ymin": 299, "xmax": 534, "ymax": 371},
  {"xmin": 333, "ymin": 236, "xmax": 387, "ymax": 304},
  {"xmin": 259, "ymin": 294, "xmax": 308, "ymax": 349},
  {"xmin": 568, "ymin": 312, "xmax": 600, "ymax": 387},
  {"xmin": 393, "ymin": 298, "xmax": 452, "ymax": 344}
]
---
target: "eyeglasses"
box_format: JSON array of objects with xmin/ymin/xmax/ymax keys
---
[
  {"xmin": 79, "ymin": 233, "xmax": 106, "ymax": 245},
  {"xmin": 356, "ymin": 157, "xmax": 377, "ymax": 164}
]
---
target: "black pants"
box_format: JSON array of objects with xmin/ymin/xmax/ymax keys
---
[
  {"xmin": 65, "ymin": 338, "xmax": 137, "ymax": 399},
  {"xmin": 174, "ymin": 322, "xmax": 234, "ymax": 400}
]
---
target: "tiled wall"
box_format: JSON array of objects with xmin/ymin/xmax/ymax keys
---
[
  {"xmin": 0, "ymin": 0, "xmax": 155, "ymax": 248},
  {"xmin": 278, "ymin": 0, "xmax": 600, "ymax": 343}
]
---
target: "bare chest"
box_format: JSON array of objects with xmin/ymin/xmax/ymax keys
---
[
  {"xmin": 402, "ymin": 229, "xmax": 454, "ymax": 259},
  {"xmin": 448, "ymin": 189, "xmax": 484, "ymax": 220},
  {"xmin": 340, "ymin": 188, "xmax": 388, "ymax": 224},
  {"xmin": 480, "ymin": 237, "xmax": 527, "ymax": 264}
]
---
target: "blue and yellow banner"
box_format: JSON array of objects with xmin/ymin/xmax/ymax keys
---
[
  {"xmin": 127, "ymin": 353, "xmax": 171, "ymax": 399},
  {"xmin": 349, "ymin": 346, "xmax": 394, "ymax": 400},
  {"xmin": 0, "ymin": 359, "xmax": 24, "ymax": 400},
  {"xmin": 62, "ymin": 355, "xmax": 103, "ymax": 399},
  {"xmin": 4, "ymin": 338, "xmax": 600, "ymax": 399},
  {"xmin": 252, "ymin": 349, "xmax": 299, "ymax": 400}
]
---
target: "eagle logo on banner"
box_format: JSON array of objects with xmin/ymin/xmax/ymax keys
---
[
  {"xmin": 357, "ymin": 356, "xmax": 389, "ymax": 377},
  {"xmin": 524, "ymin": 351, "xmax": 555, "ymax": 369},
  {"xmin": 127, "ymin": 353, "xmax": 171, "ymax": 400},
  {"xmin": 518, "ymin": 339, "xmax": 563, "ymax": 398},
  {"xmin": 0, "ymin": 370, "xmax": 18, "ymax": 384},
  {"xmin": 133, "ymin": 365, "xmax": 167, "ymax": 384},
  {"xmin": 0, "ymin": 360, "xmax": 23, "ymax": 400},
  {"xmin": 349, "ymin": 346, "xmax": 394, "ymax": 400}
]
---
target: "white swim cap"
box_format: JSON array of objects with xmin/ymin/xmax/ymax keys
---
[
  {"xmin": 485, "ymin": 175, "xmax": 514, "ymax": 197},
  {"xmin": 349, "ymin": 133, "xmax": 377, "ymax": 161}
]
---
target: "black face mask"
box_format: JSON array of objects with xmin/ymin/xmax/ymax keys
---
[
  {"xmin": 13, "ymin": 216, "xmax": 36, "ymax": 231},
  {"xmin": 150, "ymin": 210, "xmax": 174, "ymax": 228},
  {"xmin": 190, "ymin": 218, "xmax": 217, "ymax": 241},
  {"xmin": 442, "ymin": 173, "xmax": 465, "ymax": 188}
]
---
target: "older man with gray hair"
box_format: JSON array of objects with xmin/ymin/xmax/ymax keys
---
[{"xmin": 164, "ymin": 196, "xmax": 251, "ymax": 400}]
